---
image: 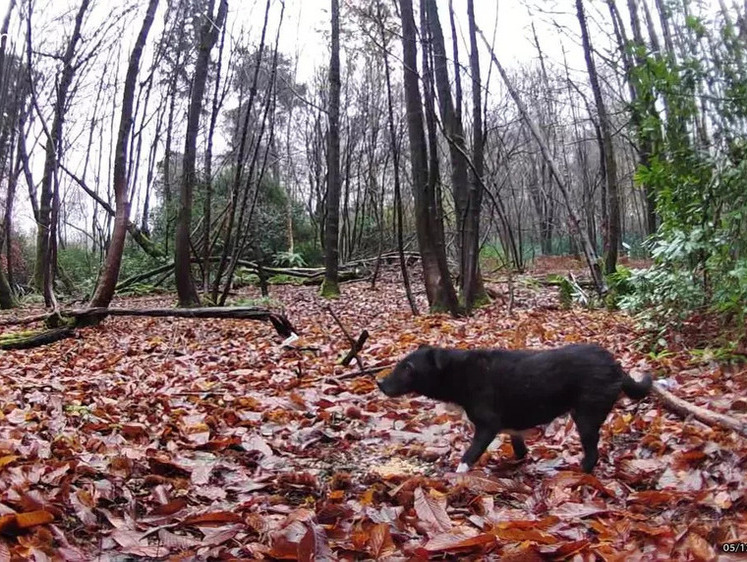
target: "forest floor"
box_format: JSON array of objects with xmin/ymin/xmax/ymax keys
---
[{"xmin": 0, "ymin": 261, "xmax": 745, "ymax": 560}]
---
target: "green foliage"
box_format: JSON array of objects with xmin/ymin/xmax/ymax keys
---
[
  {"xmin": 57, "ymin": 245, "xmax": 98, "ymax": 295},
  {"xmin": 232, "ymin": 295, "xmax": 283, "ymax": 308},
  {"xmin": 268, "ymin": 274, "xmax": 305, "ymax": 285},
  {"xmin": 622, "ymin": 6, "xmax": 747, "ymax": 340},
  {"xmin": 233, "ymin": 268, "xmax": 260, "ymax": 288},
  {"xmin": 295, "ymin": 240, "xmax": 323, "ymax": 267},
  {"xmin": 274, "ymin": 251, "xmax": 306, "ymax": 268},
  {"xmin": 118, "ymin": 283, "xmax": 164, "ymax": 297},
  {"xmin": 603, "ymin": 265, "xmax": 634, "ymax": 310}
]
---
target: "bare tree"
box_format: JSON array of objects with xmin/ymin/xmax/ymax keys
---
[
  {"xmin": 321, "ymin": 0, "xmax": 341, "ymax": 298},
  {"xmin": 479, "ymin": 30, "xmax": 607, "ymax": 295},
  {"xmin": 174, "ymin": 0, "xmax": 228, "ymax": 307},
  {"xmin": 577, "ymin": 0, "xmax": 620, "ymax": 274},
  {"xmin": 27, "ymin": 0, "xmax": 91, "ymax": 308},
  {"xmin": 88, "ymin": 0, "xmax": 160, "ymax": 310},
  {"xmin": 464, "ymin": 0, "xmax": 486, "ymax": 311},
  {"xmin": 399, "ymin": 0, "xmax": 460, "ymax": 314}
]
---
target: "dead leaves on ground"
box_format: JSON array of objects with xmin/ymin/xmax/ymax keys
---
[{"xmin": 0, "ymin": 269, "xmax": 745, "ymax": 559}]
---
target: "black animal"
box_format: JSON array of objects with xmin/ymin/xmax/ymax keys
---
[{"xmin": 377, "ymin": 344, "xmax": 652, "ymax": 473}]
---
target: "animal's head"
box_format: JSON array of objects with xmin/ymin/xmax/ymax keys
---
[{"xmin": 377, "ymin": 345, "xmax": 448, "ymax": 398}]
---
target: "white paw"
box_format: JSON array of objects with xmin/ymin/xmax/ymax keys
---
[{"xmin": 456, "ymin": 463, "xmax": 470, "ymax": 473}]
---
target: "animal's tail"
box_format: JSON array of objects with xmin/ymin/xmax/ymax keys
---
[{"xmin": 619, "ymin": 364, "xmax": 653, "ymax": 399}]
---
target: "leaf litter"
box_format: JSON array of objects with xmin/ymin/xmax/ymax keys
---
[{"xmin": 0, "ymin": 268, "xmax": 745, "ymax": 560}]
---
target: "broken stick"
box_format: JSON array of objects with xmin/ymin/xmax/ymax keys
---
[
  {"xmin": 325, "ymin": 305, "xmax": 367, "ymax": 371},
  {"xmin": 651, "ymin": 383, "xmax": 747, "ymax": 438}
]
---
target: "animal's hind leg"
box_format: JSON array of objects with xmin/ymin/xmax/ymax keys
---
[
  {"xmin": 571, "ymin": 409, "xmax": 609, "ymax": 473},
  {"xmin": 509, "ymin": 433, "xmax": 527, "ymax": 459}
]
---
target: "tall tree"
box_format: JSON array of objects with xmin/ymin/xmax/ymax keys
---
[
  {"xmin": 576, "ymin": 0, "xmax": 620, "ymax": 274},
  {"xmin": 375, "ymin": 0, "xmax": 418, "ymax": 314},
  {"xmin": 399, "ymin": 0, "xmax": 460, "ymax": 314},
  {"xmin": 425, "ymin": 0, "xmax": 486, "ymax": 311},
  {"xmin": 174, "ymin": 0, "xmax": 229, "ymax": 307},
  {"xmin": 89, "ymin": 0, "xmax": 160, "ymax": 310},
  {"xmin": 464, "ymin": 0, "xmax": 486, "ymax": 311},
  {"xmin": 321, "ymin": 0, "xmax": 341, "ymax": 298},
  {"xmin": 608, "ymin": 0, "xmax": 658, "ymax": 236},
  {"xmin": 28, "ymin": 0, "xmax": 91, "ymax": 308},
  {"xmin": 0, "ymin": 0, "xmax": 20, "ymax": 309}
]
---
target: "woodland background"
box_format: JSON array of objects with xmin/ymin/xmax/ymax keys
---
[{"xmin": 0, "ymin": 0, "xmax": 745, "ymax": 559}]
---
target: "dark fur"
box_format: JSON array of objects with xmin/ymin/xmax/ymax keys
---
[{"xmin": 377, "ymin": 343, "xmax": 652, "ymax": 473}]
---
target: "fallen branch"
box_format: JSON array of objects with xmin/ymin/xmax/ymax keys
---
[
  {"xmin": 115, "ymin": 258, "xmax": 369, "ymax": 292},
  {"xmin": 325, "ymin": 305, "xmax": 365, "ymax": 371},
  {"xmin": 337, "ymin": 363, "xmax": 394, "ymax": 380},
  {"xmin": 0, "ymin": 312, "xmax": 50, "ymax": 328},
  {"xmin": 342, "ymin": 330, "xmax": 369, "ymax": 366},
  {"xmin": 0, "ymin": 327, "xmax": 75, "ymax": 350},
  {"xmin": 651, "ymin": 383, "xmax": 747, "ymax": 438},
  {"xmin": 0, "ymin": 307, "xmax": 297, "ymax": 350},
  {"xmin": 72, "ymin": 307, "xmax": 296, "ymax": 337}
]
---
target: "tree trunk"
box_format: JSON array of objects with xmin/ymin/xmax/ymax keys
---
[
  {"xmin": 89, "ymin": 0, "xmax": 159, "ymax": 310},
  {"xmin": 425, "ymin": 0, "xmax": 485, "ymax": 311},
  {"xmin": 29, "ymin": 0, "xmax": 90, "ymax": 307},
  {"xmin": 576, "ymin": 0, "xmax": 620, "ymax": 274},
  {"xmin": 464, "ymin": 0, "xmax": 487, "ymax": 311},
  {"xmin": 203, "ymin": 15, "xmax": 227, "ymax": 292},
  {"xmin": 378, "ymin": 0, "xmax": 418, "ymax": 315},
  {"xmin": 615, "ymin": 0, "xmax": 660, "ymax": 237},
  {"xmin": 321, "ymin": 0, "xmax": 341, "ymax": 299},
  {"xmin": 174, "ymin": 0, "xmax": 228, "ymax": 307},
  {"xmin": 400, "ymin": 0, "xmax": 460, "ymax": 315}
]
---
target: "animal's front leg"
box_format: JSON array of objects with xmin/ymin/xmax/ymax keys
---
[{"xmin": 456, "ymin": 425, "xmax": 499, "ymax": 473}]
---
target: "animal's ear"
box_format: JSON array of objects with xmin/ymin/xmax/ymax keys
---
[{"xmin": 417, "ymin": 343, "xmax": 431, "ymax": 350}]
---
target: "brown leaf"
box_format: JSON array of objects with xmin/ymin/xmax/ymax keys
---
[
  {"xmin": 0, "ymin": 456, "xmax": 19, "ymax": 470},
  {"xmin": 69, "ymin": 492, "xmax": 97, "ymax": 527},
  {"xmin": 298, "ymin": 522, "xmax": 333, "ymax": 562},
  {"xmin": 538, "ymin": 539, "xmax": 590, "ymax": 558},
  {"xmin": 182, "ymin": 511, "xmax": 243, "ymax": 527},
  {"xmin": 492, "ymin": 526, "xmax": 558, "ymax": 545},
  {"xmin": 683, "ymin": 532, "xmax": 716, "ymax": 562},
  {"xmin": 0, "ymin": 511, "xmax": 54, "ymax": 536},
  {"xmin": 368, "ymin": 523, "xmax": 396, "ymax": 559},
  {"xmin": 550, "ymin": 502, "xmax": 608, "ymax": 519},
  {"xmin": 545, "ymin": 470, "xmax": 614, "ymax": 496},
  {"xmin": 157, "ymin": 528, "xmax": 202, "ymax": 550},
  {"xmin": 417, "ymin": 532, "xmax": 496, "ymax": 555},
  {"xmin": 413, "ymin": 487, "xmax": 451, "ymax": 535},
  {"xmin": 451, "ymin": 473, "xmax": 516, "ymax": 494},
  {"xmin": 149, "ymin": 497, "xmax": 188, "ymax": 517}
]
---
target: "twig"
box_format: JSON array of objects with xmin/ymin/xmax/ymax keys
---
[
  {"xmin": 325, "ymin": 305, "xmax": 366, "ymax": 371},
  {"xmin": 337, "ymin": 363, "xmax": 395, "ymax": 381},
  {"xmin": 342, "ymin": 330, "xmax": 369, "ymax": 366}
]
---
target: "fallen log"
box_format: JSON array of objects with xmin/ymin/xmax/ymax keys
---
[
  {"xmin": 115, "ymin": 258, "xmax": 369, "ymax": 292},
  {"xmin": 0, "ymin": 327, "xmax": 75, "ymax": 350},
  {"xmin": 0, "ymin": 312, "xmax": 50, "ymax": 328},
  {"xmin": 651, "ymin": 383, "xmax": 747, "ymax": 438},
  {"xmin": 0, "ymin": 306, "xmax": 297, "ymax": 350}
]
